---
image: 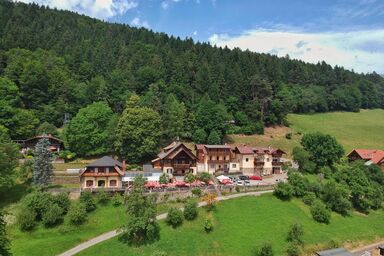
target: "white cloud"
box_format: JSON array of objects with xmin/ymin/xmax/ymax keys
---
[
  {"xmin": 209, "ymin": 28, "xmax": 384, "ymax": 73},
  {"xmin": 193, "ymin": 30, "xmax": 198, "ymax": 36},
  {"xmin": 131, "ymin": 17, "xmax": 150, "ymax": 29},
  {"xmin": 161, "ymin": 1, "xmax": 168, "ymax": 9},
  {"xmin": 16, "ymin": 0, "xmax": 138, "ymax": 19}
]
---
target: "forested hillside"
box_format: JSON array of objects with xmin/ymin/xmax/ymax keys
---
[{"xmin": 0, "ymin": 1, "xmax": 384, "ymax": 160}]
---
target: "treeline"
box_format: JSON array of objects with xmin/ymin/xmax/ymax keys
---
[{"xmin": 0, "ymin": 1, "xmax": 384, "ymax": 145}]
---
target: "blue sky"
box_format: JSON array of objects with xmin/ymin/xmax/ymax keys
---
[{"xmin": 18, "ymin": 0, "xmax": 384, "ymax": 73}]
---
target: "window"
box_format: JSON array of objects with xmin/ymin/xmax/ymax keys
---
[
  {"xmin": 217, "ymin": 156, "xmax": 219, "ymax": 160},
  {"xmin": 246, "ymin": 158, "xmax": 249, "ymax": 162},
  {"xmin": 266, "ymin": 158, "xmax": 270, "ymax": 162},
  {"xmin": 218, "ymin": 165, "xmax": 221, "ymax": 168},
  {"xmin": 86, "ymin": 180, "xmax": 93, "ymax": 187},
  {"xmin": 109, "ymin": 180, "xmax": 117, "ymax": 187},
  {"xmin": 97, "ymin": 180, "xmax": 105, "ymax": 187},
  {"xmin": 224, "ymin": 156, "xmax": 226, "ymax": 160},
  {"xmin": 232, "ymin": 164, "xmax": 236, "ymax": 168}
]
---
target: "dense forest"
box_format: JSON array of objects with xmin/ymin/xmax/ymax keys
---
[{"xmin": 0, "ymin": 1, "xmax": 384, "ymax": 160}]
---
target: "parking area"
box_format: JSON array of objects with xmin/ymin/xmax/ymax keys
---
[{"xmin": 224, "ymin": 172, "xmax": 288, "ymax": 186}]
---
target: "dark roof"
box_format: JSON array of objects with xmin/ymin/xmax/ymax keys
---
[
  {"xmin": 87, "ymin": 156, "xmax": 122, "ymax": 168},
  {"xmin": 154, "ymin": 142, "xmax": 196, "ymax": 161},
  {"xmin": 316, "ymin": 248, "xmax": 353, "ymax": 256},
  {"xmin": 24, "ymin": 134, "xmax": 63, "ymax": 143}
]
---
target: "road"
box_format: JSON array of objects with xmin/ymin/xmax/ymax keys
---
[{"xmin": 57, "ymin": 190, "xmax": 273, "ymax": 256}]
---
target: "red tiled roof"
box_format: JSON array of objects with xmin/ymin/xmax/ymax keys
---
[
  {"xmin": 236, "ymin": 146, "xmax": 254, "ymax": 154},
  {"xmin": 349, "ymin": 149, "xmax": 384, "ymax": 164}
]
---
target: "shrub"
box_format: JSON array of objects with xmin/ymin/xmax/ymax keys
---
[
  {"xmin": 288, "ymin": 172, "xmax": 309, "ymax": 197},
  {"xmin": 310, "ymin": 200, "xmax": 331, "ymax": 224},
  {"xmin": 254, "ymin": 243, "xmax": 273, "ymax": 256},
  {"xmin": 273, "ymin": 182, "xmax": 293, "ymax": 201},
  {"xmin": 287, "ymin": 223, "xmax": 304, "ymax": 244},
  {"xmin": 111, "ymin": 193, "xmax": 123, "ymax": 207},
  {"xmin": 302, "ymin": 192, "xmax": 317, "ymax": 205},
  {"xmin": 235, "ymin": 186, "xmax": 240, "ymax": 193},
  {"xmin": 53, "ymin": 192, "xmax": 70, "ymax": 214},
  {"xmin": 165, "ymin": 207, "xmax": 183, "ymax": 228},
  {"xmin": 68, "ymin": 202, "xmax": 87, "ymax": 225},
  {"xmin": 22, "ymin": 191, "xmax": 54, "ymax": 220},
  {"xmin": 159, "ymin": 173, "xmax": 169, "ymax": 184},
  {"xmin": 184, "ymin": 173, "xmax": 196, "ymax": 183},
  {"xmin": 285, "ymin": 133, "xmax": 292, "ymax": 139},
  {"xmin": 42, "ymin": 203, "xmax": 63, "ymax": 227},
  {"xmin": 197, "ymin": 172, "xmax": 212, "ymax": 184},
  {"xmin": 191, "ymin": 188, "xmax": 202, "ymax": 197},
  {"xmin": 183, "ymin": 200, "xmax": 198, "ymax": 220},
  {"xmin": 322, "ymin": 181, "xmax": 351, "ymax": 216},
  {"xmin": 204, "ymin": 218, "xmax": 213, "ymax": 233},
  {"xmin": 286, "ymin": 242, "xmax": 300, "ymax": 256},
  {"xmin": 80, "ymin": 191, "xmax": 96, "ymax": 212},
  {"xmin": 17, "ymin": 206, "xmax": 37, "ymax": 231},
  {"xmin": 97, "ymin": 189, "xmax": 110, "ymax": 205}
]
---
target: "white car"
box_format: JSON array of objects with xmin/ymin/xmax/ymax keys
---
[{"xmin": 236, "ymin": 180, "xmax": 244, "ymax": 186}]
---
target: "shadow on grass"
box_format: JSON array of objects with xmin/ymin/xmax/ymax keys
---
[{"xmin": 0, "ymin": 182, "xmax": 31, "ymax": 209}]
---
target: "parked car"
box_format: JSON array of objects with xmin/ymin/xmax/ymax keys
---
[
  {"xmin": 238, "ymin": 175, "xmax": 249, "ymax": 180},
  {"xmin": 244, "ymin": 180, "xmax": 250, "ymax": 185},
  {"xmin": 236, "ymin": 180, "xmax": 245, "ymax": 186},
  {"xmin": 249, "ymin": 175, "xmax": 263, "ymax": 181}
]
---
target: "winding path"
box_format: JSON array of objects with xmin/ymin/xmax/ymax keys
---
[{"xmin": 58, "ymin": 190, "xmax": 273, "ymax": 256}]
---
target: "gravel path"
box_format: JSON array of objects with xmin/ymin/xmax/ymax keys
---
[{"xmin": 58, "ymin": 190, "xmax": 273, "ymax": 256}]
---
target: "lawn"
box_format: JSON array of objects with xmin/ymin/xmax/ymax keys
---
[
  {"xmin": 7, "ymin": 198, "xmax": 183, "ymax": 256},
  {"xmin": 226, "ymin": 109, "xmax": 384, "ymax": 156},
  {"xmin": 287, "ymin": 109, "xmax": 384, "ymax": 153},
  {"xmin": 78, "ymin": 194, "xmax": 384, "ymax": 256}
]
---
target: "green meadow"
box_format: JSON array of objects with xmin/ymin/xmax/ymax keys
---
[{"xmin": 78, "ymin": 194, "xmax": 384, "ymax": 256}]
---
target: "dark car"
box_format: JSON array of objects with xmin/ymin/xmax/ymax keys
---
[{"xmin": 238, "ymin": 175, "xmax": 249, "ymax": 180}]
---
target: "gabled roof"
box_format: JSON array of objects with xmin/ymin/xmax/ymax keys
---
[
  {"xmin": 205, "ymin": 145, "xmax": 231, "ymax": 149},
  {"xmin": 253, "ymin": 147, "xmax": 286, "ymax": 155},
  {"xmin": 25, "ymin": 134, "xmax": 63, "ymax": 143},
  {"xmin": 348, "ymin": 149, "xmax": 384, "ymax": 164},
  {"xmin": 87, "ymin": 156, "xmax": 123, "ymax": 168},
  {"xmin": 152, "ymin": 142, "xmax": 196, "ymax": 162},
  {"xmin": 236, "ymin": 146, "xmax": 254, "ymax": 154}
]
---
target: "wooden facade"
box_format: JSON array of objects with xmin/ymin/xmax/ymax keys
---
[
  {"xmin": 79, "ymin": 156, "xmax": 125, "ymax": 189},
  {"xmin": 152, "ymin": 142, "xmax": 197, "ymax": 176}
]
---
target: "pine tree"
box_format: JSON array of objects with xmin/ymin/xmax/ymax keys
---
[{"xmin": 32, "ymin": 137, "xmax": 53, "ymax": 186}]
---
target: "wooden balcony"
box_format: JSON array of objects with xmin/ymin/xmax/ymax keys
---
[
  {"xmin": 208, "ymin": 159, "xmax": 230, "ymax": 164},
  {"xmin": 173, "ymin": 163, "xmax": 194, "ymax": 169},
  {"xmin": 82, "ymin": 172, "xmax": 120, "ymax": 177}
]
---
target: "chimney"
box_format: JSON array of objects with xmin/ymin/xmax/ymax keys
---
[{"xmin": 122, "ymin": 160, "xmax": 126, "ymax": 172}]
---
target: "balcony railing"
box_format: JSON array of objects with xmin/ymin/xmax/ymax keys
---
[
  {"xmin": 208, "ymin": 159, "xmax": 230, "ymax": 164},
  {"xmin": 173, "ymin": 163, "xmax": 193, "ymax": 169}
]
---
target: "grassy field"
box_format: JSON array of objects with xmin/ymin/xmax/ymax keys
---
[
  {"xmin": 227, "ymin": 109, "xmax": 384, "ymax": 156},
  {"xmin": 287, "ymin": 109, "xmax": 384, "ymax": 153},
  {"xmin": 7, "ymin": 199, "xmax": 183, "ymax": 256},
  {"xmin": 78, "ymin": 194, "xmax": 384, "ymax": 256}
]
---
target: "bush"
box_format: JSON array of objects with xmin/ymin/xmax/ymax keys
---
[
  {"xmin": 273, "ymin": 182, "xmax": 293, "ymax": 200},
  {"xmin": 287, "ymin": 223, "xmax": 303, "ymax": 244},
  {"xmin": 302, "ymin": 192, "xmax": 317, "ymax": 205},
  {"xmin": 97, "ymin": 189, "xmax": 110, "ymax": 205},
  {"xmin": 53, "ymin": 192, "xmax": 70, "ymax": 214},
  {"xmin": 204, "ymin": 218, "xmax": 213, "ymax": 233},
  {"xmin": 286, "ymin": 242, "xmax": 300, "ymax": 256},
  {"xmin": 285, "ymin": 133, "xmax": 292, "ymax": 140},
  {"xmin": 310, "ymin": 200, "xmax": 331, "ymax": 224},
  {"xmin": 165, "ymin": 207, "xmax": 183, "ymax": 228},
  {"xmin": 17, "ymin": 206, "xmax": 37, "ymax": 231},
  {"xmin": 191, "ymin": 188, "xmax": 202, "ymax": 197},
  {"xmin": 22, "ymin": 191, "xmax": 54, "ymax": 220},
  {"xmin": 80, "ymin": 191, "xmax": 96, "ymax": 212},
  {"xmin": 197, "ymin": 172, "xmax": 212, "ymax": 184},
  {"xmin": 159, "ymin": 173, "xmax": 169, "ymax": 184},
  {"xmin": 184, "ymin": 173, "xmax": 196, "ymax": 183},
  {"xmin": 111, "ymin": 193, "xmax": 123, "ymax": 207},
  {"xmin": 235, "ymin": 186, "xmax": 240, "ymax": 193},
  {"xmin": 42, "ymin": 203, "xmax": 63, "ymax": 227},
  {"xmin": 183, "ymin": 200, "xmax": 198, "ymax": 220},
  {"xmin": 254, "ymin": 243, "xmax": 273, "ymax": 256},
  {"xmin": 68, "ymin": 202, "xmax": 87, "ymax": 225},
  {"xmin": 288, "ymin": 172, "xmax": 309, "ymax": 197}
]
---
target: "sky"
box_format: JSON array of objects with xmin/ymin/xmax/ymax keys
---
[{"xmin": 16, "ymin": 0, "xmax": 384, "ymax": 74}]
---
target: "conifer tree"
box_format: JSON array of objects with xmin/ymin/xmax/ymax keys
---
[{"xmin": 32, "ymin": 138, "xmax": 53, "ymax": 186}]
